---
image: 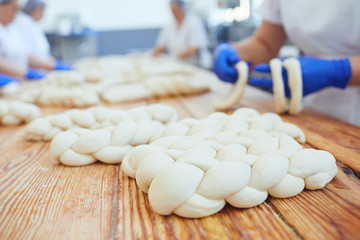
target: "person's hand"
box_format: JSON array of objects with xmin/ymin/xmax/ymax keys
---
[
  {"xmin": 54, "ymin": 60, "xmax": 72, "ymax": 70},
  {"xmin": 213, "ymin": 43, "xmax": 240, "ymax": 83},
  {"xmin": 249, "ymin": 57, "xmax": 351, "ymax": 97},
  {"xmin": 0, "ymin": 73, "xmax": 19, "ymax": 87},
  {"xmin": 25, "ymin": 69, "xmax": 46, "ymax": 80}
]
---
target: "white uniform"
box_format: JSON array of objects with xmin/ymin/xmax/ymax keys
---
[
  {"xmin": 14, "ymin": 13, "xmax": 51, "ymax": 61},
  {"xmin": 156, "ymin": 14, "xmax": 208, "ymax": 64},
  {"xmin": 0, "ymin": 22, "xmax": 28, "ymax": 71},
  {"xmin": 260, "ymin": 0, "xmax": 360, "ymax": 126}
]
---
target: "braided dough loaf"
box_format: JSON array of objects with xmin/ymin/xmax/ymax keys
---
[
  {"xmin": 24, "ymin": 104, "xmax": 178, "ymax": 141},
  {"xmin": 122, "ymin": 131, "xmax": 337, "ymax": 218},
  {"xmin": 102, "ymin": 75, "xmax": 210, "ymax": 103},
  {"xmin": 50, "ymin": 117, "xmax": 176, "ymax": 166},
  {"xmin": 21, "ymin": 86, "xmax": 100, "ymax": 108},
  {"xmin": 0, "ymin": 100, "xmax": 41, "ymax": 126},
  {"xmin": 153, "ymin": 107, "xmax": 305, "ymax": 144}
]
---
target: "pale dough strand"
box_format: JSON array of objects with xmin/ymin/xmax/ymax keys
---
[
  {"xmin": 283, "ymin": 58, "xmax": 303, "ymax": 114},
  {"xmin": 215, "ymin": 61, "xmax": 248, "ymax": 111},
  {"xmin": 270, "ymin": 58, "xmax": 287, "ymax": 114}
]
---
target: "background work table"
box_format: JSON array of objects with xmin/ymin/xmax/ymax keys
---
[{"xmin": 0, "ymin": 69, "xmax": 359, "ymax": 240}]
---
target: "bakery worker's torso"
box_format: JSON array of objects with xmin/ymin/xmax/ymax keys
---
[
  {"xmin": 0, "ymin": 22, "xmax": 28, "ymax": 70},
  {"xmin": 260, "ymin": 0, "xmax": 360, "ymax": 126},
  {"xmin": 13, "ymin": 13, "xmax": 51, "ymax": 61}
]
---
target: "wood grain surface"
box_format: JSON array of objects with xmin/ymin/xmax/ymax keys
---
[{"xmin": 0, "ymin": 69, "xmax": 359, "ymax": 240}]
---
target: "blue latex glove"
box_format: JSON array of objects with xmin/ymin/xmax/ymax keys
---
[
  {"xmin": 54, "ymin": 59, "xmax": 72, "ymax": 70},
  {"xmin": 213, "ymin": 42, "xmax": 240, "ymax": 83},
  {"xmin": 249, "ymin": 57, "xmax": 352, "ymax": 97},
  {"xmin": 25, "ymin": 68, "xmax": 46, "ymax": 80},
  {"xmin": 0, "ymin": 73, "xmax": 18, "ymax": 87}
]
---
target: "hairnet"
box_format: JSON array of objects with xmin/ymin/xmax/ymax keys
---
[
  {"xmin": 22, "ymin": 0, "xmax": 45, "ymax": 14},
  {"xmin": 0, "ymin": 0, "xmax": 14, "ymax": 4}
]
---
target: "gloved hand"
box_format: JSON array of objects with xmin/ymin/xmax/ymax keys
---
[
  {"xmin": 54, "ymin": 59, "xmax": 72, "ymax": 70},
  {"xmin": 0, "ymin": 73, "xmax": 18, "ymax": 87},
  {"xmin": 213, "ymin": 42, "xmax": 240, "ymax": 83},
  {"xmin": 25, "ymin": 68, "xmax": 46, "ymax": 80},
  {"xmin": 249, "ymin": 57, "xmax": 352, "ymax": 97}
]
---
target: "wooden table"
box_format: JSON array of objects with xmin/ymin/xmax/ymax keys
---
[{"xmin": 0, "ymin": 69, "xmax": 359, "ymax": 240}]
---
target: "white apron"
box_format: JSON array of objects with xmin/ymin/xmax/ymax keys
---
[{"xmin": 260, "ymin": 0, "xmax": 360, "ymax": 126}]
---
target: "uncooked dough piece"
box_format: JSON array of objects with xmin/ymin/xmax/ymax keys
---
[
  {"xmin": 215, "ymin": 61, "xmax": 248, "ymax": 111},
  {"xmin": 0, "ymin": 100, "xmax": 41, "ymax": 126},
  {"xmin": 153, "ymin": 107, "xmax": 305, "ymax": 144},
  {"xmin": 50, "ymin": 117, "xmax": 168, "ymax": 166},
  {"xmin": 269, "ymin": 58, "xmax": 303, "ymax": 114},
  {"xmin": 24, "ymin": 103, "xmax": 178, "ymax": 141},
  {"xmin": 102, "ymin": 75, "xmax": 210, "ymax": 103},
  {"xmin": 270, "ymin": 58, "xmax": 287, "ymax": 114},
  {"xmin": 43, "ymin": 71, "xmax": 85, "ymax": 87},
  {"xmin": 283, "ymin": 58, "xmax": 303, "ymax": 114},
  {"xmin": 122, "ymin": 132, "xmax": 337, "ymax": 218},
  {"xmin": 21, "ymin": 86, "xmax": 100, "ymax": 108}
]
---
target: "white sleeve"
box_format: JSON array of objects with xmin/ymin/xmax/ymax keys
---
[
  {"xmin": 155, "ymin": 26, "xmax": 169, "ymax": 48},
  {"xmin": 259, "ymin": 0, "xmax": 283, "ymax": 25}
]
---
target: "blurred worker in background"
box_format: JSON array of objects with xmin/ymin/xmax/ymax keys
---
[
  {"xmin": 0, "ymin": 0, "xmax": 68, "ymax": 83},
  {"xmin": 16, "ymin": 0, "xmax": 71, "ymax": 70},
  {"xmin": 213, "ymin": 0, "xmax": 360, "ymax": 126},
  {"xmin": 153, "ymin": 0, "xmax": 208, "ymax": 65}
]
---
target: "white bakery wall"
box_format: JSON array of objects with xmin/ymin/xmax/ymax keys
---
[{"xmin": 39, "ymin": 0, "xmax": 172, "ymax": 32}]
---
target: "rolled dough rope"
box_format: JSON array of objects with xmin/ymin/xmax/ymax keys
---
[
  {"xmin": 0, "ymin": 100, "xmax": 41, "ymax": 126},
  {"xmin": 50, "ymin": 118, "xmax": 169, "ymax": 166},
  {"xmin": 24, "ymin": 103, "xmax": 178, "ymax": 141},
  {"xmin": 21, "ymin": 86, "xmax": 100, "ymax": 108},
  {"xmin": 152, "ymin": 107, "xmax": 305, "ymax": 144},
  {"xmin": 122, "ymin": 133, "xmax": 337, "ymax": 218},
  {"xmin": 101, "ymin": 75, "xmax": 210, "ymax": 103},
  {"xmin": 283, "ymin": 58, "xmax": 303, "ymax": 114},
  {"xmin": 215, "ymin": 61, "xmax": 248, "ymax": 111},
  {"xmin": 270, "ymin": 58, "xmax": 287, "ymax": 114}
]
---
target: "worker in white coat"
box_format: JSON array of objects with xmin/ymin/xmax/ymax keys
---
[
  {"xmin": 153, "ymin": 0, "xmax": 208, "ymax": 65},
  {"xmin": 15, "ymin": 0, "xmax": 71, "ymax": 69},
  {"xmin": 213, "ymin": 0, "xmax": 360, "ymax": 126},
  {"xmin": 0, "ymin": 0, "xmax": 64, "ymax": 80}
]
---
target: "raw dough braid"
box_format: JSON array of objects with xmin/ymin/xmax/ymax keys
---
[
  {"xmin": 21, "ymin": 86, "xmax": 100, "ymax": 108},
  {"xmin": 153, "ymin": 107, "xmax": 305, "ymax": 144},
  {"xmin": 0, "ymin": 100, "xmax": 41, "ymax": 126},
  {"xmin": 102, "ymin": 75, "xmax": 210, "ymax": 103},
  {"xmin": 43, "ymin": 71, "xmax": 86, "ymax": 87},
  {"xmin": 24, "ymin": 104, "xmax": 178, "ymax": 141},
  {"xmin": 122, "ymin": 133, "xmax": 337, "ymax": 218},
  {"xmin": 50, "ymin": 118, "xmax": 169, "ymax": 166}
]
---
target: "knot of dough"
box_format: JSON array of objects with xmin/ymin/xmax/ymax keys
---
[
  {"xmin": 153, "ymin": 107, "xmax": 305, "ymax": 144},
  {"xmin": 122, "ymin": 135, "xmax": 337, "ymax": 218},
  {"xmin": 50, "ymin": 114, "xmax": 176, "ymax": 166},
  {"xmin": 0, "ymin": 100, "xmax": 41, "ymax": 126},
  {"xmin": 24, "ymin": 103, "xmax": 178, "ymax": 141},
  {"xmin": 102, "ymin": 75, "xmax": 210, "ymax": 103}
]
